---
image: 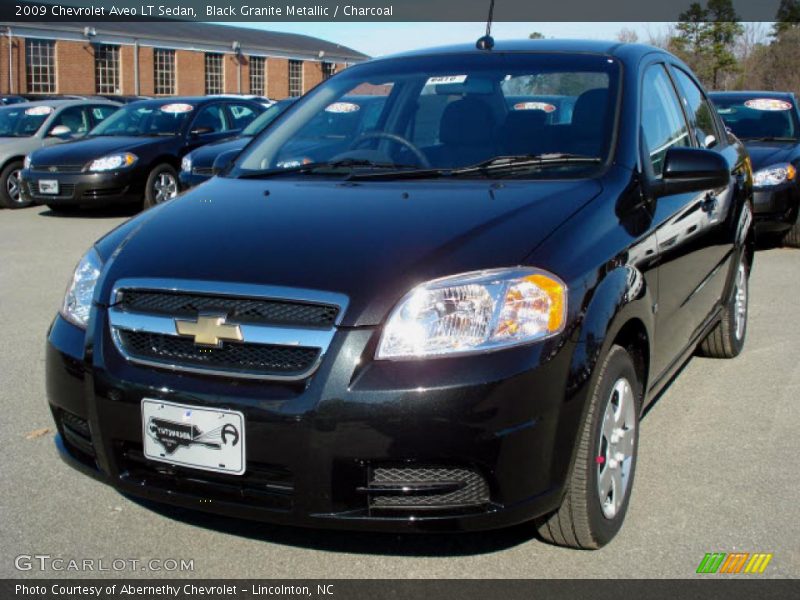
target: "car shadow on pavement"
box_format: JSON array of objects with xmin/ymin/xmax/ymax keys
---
[
  {"xmin": 36, "ymin": 205, "xmax": 141, "ymax": 219},
  {"xmin": 124, "ymin": 495, "xmax": 544, "ymax": 556}
]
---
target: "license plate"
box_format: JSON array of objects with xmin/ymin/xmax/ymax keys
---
[
  {"xmin": 141, "ymin": 399, "xmax": 245, "ymax": 475},
  {"xmin": 38, "ymin": 179, "xmax": 59, "ymax": 195}
]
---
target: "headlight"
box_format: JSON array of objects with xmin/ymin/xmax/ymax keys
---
[
  {"xmin": 376, "ymin": 267, "xmax": 567, "ymax": 359},
  {"xmin": 87, "ymin": 152, "xmax": 137, "ymax": 172},
  {"xmin": 753, "ymin": 163, "xmax": 796, "ymax": 188},
  {"xmin": 181, "ymin": 154, "xmax": 192, "ymax": 173},
  {"xmin": 23, "ymin": 155, "xmax": 31, "ymax": 169},
  {"xmin": 60, "ymin": 248, "xmax": 103, "ymax": 328}
]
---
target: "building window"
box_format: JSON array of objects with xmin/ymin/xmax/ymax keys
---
[
  {"xmin": 26, "ymin": 39, "xmax": 56, "ymax": 94},
  {"xmin": 321, "ymin": 62, "xmax": 335, "ymax": 80},
  {"xmin": 288, "ymin": 59, "xmax": 303, "ymax": 97},
  {"xmin": 153, "ymin": 49, "xmax": 176, "ymax": 96},
  {"xmin": 205, "ymin": 53, "xmax": 224, "ymax": 94},
  {"xmin": 94, "ymin": 44, "xmax": 120, "ymax": 95},
  {"xmin": 249, "ymin": 56, "xmax": 266, "ymax": 96}
]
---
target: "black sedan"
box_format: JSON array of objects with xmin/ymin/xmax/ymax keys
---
[
  {"xmin": 180, "ymin": 98, "xmax": 296, "ymax": 190},
  {"xmin": 710, "ymin": 91, "xmax": 800, "ymax": 246},
  {"xmin": 20, "ymin": 97, "xmax": 264, "ymax": 211},
  {"xmin": 46, "ymin": 40, "xmax": 753, "ymax": 549}
]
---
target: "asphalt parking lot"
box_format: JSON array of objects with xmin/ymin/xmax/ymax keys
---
[{"xmin": 1, "ymin": 205, "xmax": 798, "ymax": 579}]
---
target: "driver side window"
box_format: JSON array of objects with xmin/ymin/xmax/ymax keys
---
[
  {"xmin": 641, "ymin": 65, "xmax": 691, "ymax": 177},
  {"xmin": 49, "ymin": 107, "xmax": 90, "ymax": 138},
  {"xmin": 191, "ymin": 105, "xmax": 227, "ymax": 135}
]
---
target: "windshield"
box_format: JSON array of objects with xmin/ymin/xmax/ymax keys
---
[
  {"xmin": 711, "ymin": 96, "xmax": 799, "ymax": 141},
  {"xmin": 0, "ymin": 105, "xmax": 52, "ymax": 137},
  {"xmin": 242, "ymin": 100, "xmax": 294, "ymax": 136},
  {"xmin": 232, "ymin": 53, "xmax": 620, "ymax": 178},
  {"xmin": 90, "ymin": 102, "xmax": 194, "ymax": 136}
]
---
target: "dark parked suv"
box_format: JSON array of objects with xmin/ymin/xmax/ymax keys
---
[
  {"xmin": 21, "ymin": 97, "xmax": 264, "ymax": 210},
  {"xmin": 46, "ymin": 40, "xmax": 753, "ymax": 549}
]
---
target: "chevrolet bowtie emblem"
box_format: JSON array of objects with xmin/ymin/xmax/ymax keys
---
[{"xmin": 175, "ymin": 314, "xmax": 243, "ymax": 347}]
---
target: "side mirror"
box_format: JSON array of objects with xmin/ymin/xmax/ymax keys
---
[
  {"xmin": 212, "ymin": 149, "xmax": 241, "ymax": 175},
  {"xmin": 48, "ymin": 125, "xmax": 72, "ymax": 138},
  {"xmin": 656, "ymin": 147, "xmax": 729, "ymax": 196}
]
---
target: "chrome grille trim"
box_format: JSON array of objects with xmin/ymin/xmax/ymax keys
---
[{"xmin": 107, "ymin": 278, "xmax": 348, "ymax": 381}]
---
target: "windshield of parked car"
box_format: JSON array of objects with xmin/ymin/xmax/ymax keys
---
[
  {"xmin": 231, "ymin": 53, "xmax": 620, "ymax": 179},
  {"xmin": 711, "ymin": 96, "xmax": 800, "ymax": 141},
  {"xmin": 90, "ymin": 102, "xmax": 194, "ymax": 136},
  {"xmin": 0, "ymin": 105, "xmax": 53, "ymax": 137},
  {"xmin": 242, "ymin": 100, "xmax": 294, "ymax": 136}
]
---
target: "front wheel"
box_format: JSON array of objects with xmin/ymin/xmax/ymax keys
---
[
  {"xmin": 536, "ymin": 345, "xmax": 641, "ymax": 549},
  {"xmin": 0, "ymin": 161, "xmax": 31, "ymax": 209},
  {"xmin": 144, "ymin": 164, "xmax": 179, "ymax": 208},
  {"xmin": 697, "ymin": 256, "xmax": 749, "ymax": 358}
]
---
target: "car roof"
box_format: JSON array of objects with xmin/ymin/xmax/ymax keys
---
[
  {"xmin": 0, "ymin": 98, "xmax": 118, "ymax": 109},
  {"xmin": 374, "ymin": 38, "xmax": 667, "ymax": 62},
  {"xmin": 127, "ymin": 96, "xmax": 262, "ymax": 108},
  {"xmin": 708, "ymin": 90, "xmax": 795, "ymax": 100}
]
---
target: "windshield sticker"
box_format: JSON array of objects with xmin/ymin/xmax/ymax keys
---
[
  {"xmin": 24, "ymin": 106, "xmax": 54, "ymax": 116},
  {"xmin": 744, "ymin": 98, "xmax": 792, "ymax": 111},
  {"xmin": 324, "ymin": 102, "xmax": 361, "ymax": 114},
  {"xmin": 160, "ymin": 103, "xmax": 194, "ymax": 114},
  {"xmin": 426, "ymin": 75, "xmax": 468, "ymax": 86},
  {"xmin": 513, "ymin": 102, "xmax": 557, "ymax": 113}
]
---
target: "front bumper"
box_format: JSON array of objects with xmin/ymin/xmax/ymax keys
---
[
  {"xmin": 46, "ymin": 311, "xmax": 580, "ymax": 532},
  {"xmin": 752, "ymin": 183, "xmax": 800, "ymax": 233},
  {"xmin": 20, "ymin": 168, "xmax": 143, "ymax": 207}
]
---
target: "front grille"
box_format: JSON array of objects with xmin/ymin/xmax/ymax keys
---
[
  {"xmin": 32, "ymin": 165, "xmax": 84, "ymax": 173},
  {"xmin": 368, "ymin": 467, "xmax": 490, "ymax": 509},
  {"xmin": 192, "ymin": 167, "xmax": 214, "ymax": 176},
  {"xmin": 115, "ymin": 442, "xmax": 293, "ymax": 511},
  {"xmin": 117, "ymin": 290, "xmax": 339, "ymax": 327},
  {"xmin": 117, "ymin": 330, "xmax": 320, "ymax": 377}
]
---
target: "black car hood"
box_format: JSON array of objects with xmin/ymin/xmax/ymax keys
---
[
  {"xmin": 32, "ymin": 136, "xmax": 175, "ymax": 166},
  {"xmin": 743, "ymin": 141, "xmax": 798, "ymax": 170},
  {"xmin": 100, "ymin": 176, "xmax": 602, "ymax": 327},
  {"xmin": 190, "ymin": 137, "xmax": 249, "ymax": 167}
]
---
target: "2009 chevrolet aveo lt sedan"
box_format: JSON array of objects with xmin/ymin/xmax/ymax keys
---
[{"xmin": 47, "ymin": 40, "xmax": 754, "ymax": 549}]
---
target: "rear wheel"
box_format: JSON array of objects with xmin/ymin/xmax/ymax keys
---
[
  {"xmin": 536, "ymin": 345, "xmax": 641, "ymax": 549},
  {"xmin": 697, "ymin": 255, "xmax": 749, "ymax": 358},
  {"xmin": 144, "ymin": 164, "xmax": 179, "ymax": 208},
  {"xmin": 0, "ymin": 161, "xmax": 30, "ymax": 208}
]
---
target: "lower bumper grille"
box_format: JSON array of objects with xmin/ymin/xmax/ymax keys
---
[
  {"xmin": 58, "ymin": 409, "xmax": 95, "ymax": 458},
  {"xmin": 117, "ymin": 330, "xmax": 320, "ymax": 377},
  {"xmin": 367, "ymin": 467, "xmax": 490, "ymax": 509},
  {"xmin": 24, "ymin": 181, "xmax": 76, "ymax": 199},
  {"xmin": 82, "ymin": 187, "xmax": 124, "ymax": 200},
  {"xmin": 115, "ymin": 442, "xmax": 293, "ymax": 511}
]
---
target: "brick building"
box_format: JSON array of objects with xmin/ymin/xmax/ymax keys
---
[{"xmin": 0, "ymin": 21, "xmax": 367, "ymax": 99}]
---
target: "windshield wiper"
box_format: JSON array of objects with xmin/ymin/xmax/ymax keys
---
[
  {"xmin": 235, "ymin": 158, "xmax": 419, "ymax": 179},
  {"xmin": 450, "ymin": 153, "xmax": 603, "ymax": 176}
]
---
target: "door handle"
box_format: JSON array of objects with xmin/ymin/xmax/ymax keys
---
[{"xmin": 702, "ymin": 193, "xmax": 718, "ymax": 213}]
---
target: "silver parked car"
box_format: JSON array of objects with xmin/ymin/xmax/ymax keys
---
[{"xmin": 0, "ymin": 99, "xmax": 120, "ymax": 208}]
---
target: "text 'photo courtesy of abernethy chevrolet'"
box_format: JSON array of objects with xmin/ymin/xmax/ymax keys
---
[{"xmin": 46, "ymin": 39, "xmax": 754, "ymax": 550}]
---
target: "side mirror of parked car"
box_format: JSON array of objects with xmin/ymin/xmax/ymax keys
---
[
  {"xmin": 212, "ymin": 149, "xmax": 242, "ymax": 175},
  {"xmin": 48, "ymin": 125, "xmax": 72, "ymax": 139},
  {"xmin": 657, "ymin": 147, "xmax": 729, "ymax": 196}
]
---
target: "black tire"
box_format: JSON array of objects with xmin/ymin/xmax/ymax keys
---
[
  {"xmin": 0, "ymin": 160, "xmax": 30, "ymax": 209},
  {"xmin": 697, "ymin": 255, "xmax": 749, "ymax": 358},
  {"xmin": 536, "ymin": 345, "xmax": 642, "ymax": 549},
  {"xmin": 782, "ymin": 221, "xmax": 800, "ymax": 247},
  {"xmin": 144, "ymin": 164, "xmax": 179, "ymax": 209}
]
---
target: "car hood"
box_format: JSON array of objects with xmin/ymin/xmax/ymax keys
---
[
  {"xmin": 190, "ymin": 137, "xmax": 249, "ymax": 166},
  {"xmin": 743, "ymin": 141, "xmax": 798, "ymax": 170},
  {"xmin": 30, "ymin": 136, "xmax": 171, "ymax": 166},
  {"xmin": 99, "ymin": 176, "xmax": 602, "ymax": 327}
]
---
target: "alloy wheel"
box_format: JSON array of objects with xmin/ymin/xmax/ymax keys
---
[
  {"xmin": 733, "ymin": 262, "xmax": 747, "ymax": 341},
  {"xmin": 6, "ymin": 169, "xmax": 21, "ymax": 203},
  {"xmin": 596, "ymin": 377, "xmax": 636, "ymax": 519},
  {"xmin": 153, "ymin": 172, "xmax": 178, "ymax": 204}
]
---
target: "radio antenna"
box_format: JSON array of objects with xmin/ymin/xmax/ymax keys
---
[{"xmin": 476, "ymin": 0, "xmax": 496, "ymax": 50}]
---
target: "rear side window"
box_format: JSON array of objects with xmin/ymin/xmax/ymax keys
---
[
  {"xmin": 227, "ymin": 103, "xmax": 259, "ymax": 129},
  {"xmin": 641, "ymin": 65, "xmax": 691, "ymax": 177},
  {"xmin": 672, "ymin": 68, "xmax": 719, "ymax": 148}
]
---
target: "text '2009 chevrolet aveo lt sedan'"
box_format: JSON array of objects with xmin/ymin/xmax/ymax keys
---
[{"xmin": 46, "ymin": 40, "xmax": 754, "ymax": 549}]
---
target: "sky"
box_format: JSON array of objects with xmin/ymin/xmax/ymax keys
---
[{"xmin": 221, "ymin": 22, "xmax": 668, "ymax": 57}]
